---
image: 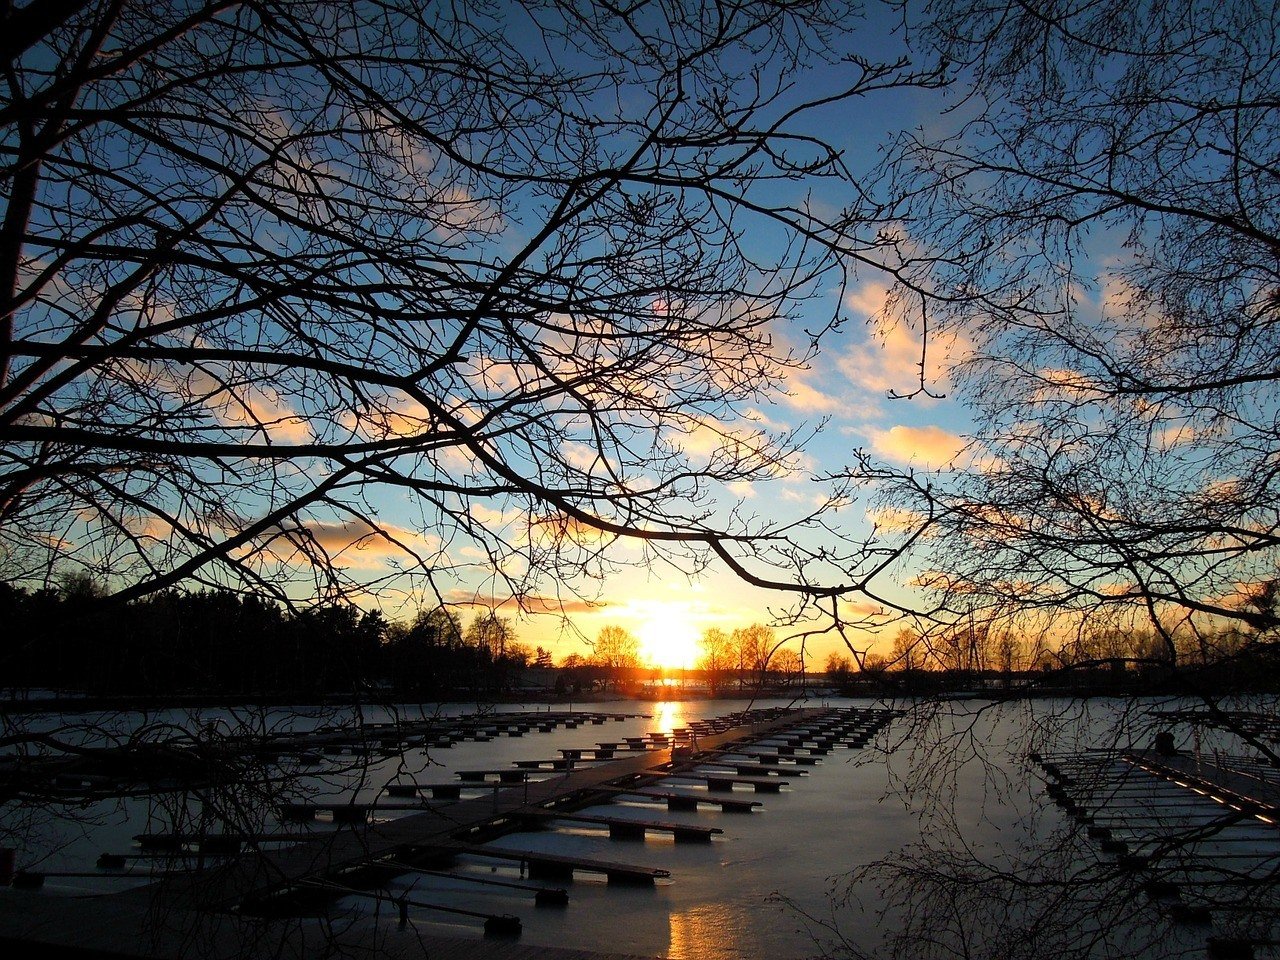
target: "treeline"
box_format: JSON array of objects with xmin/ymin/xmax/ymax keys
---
[
  {"xmin": 0, "ymin": 580, "xmax": 542, "ymax": 698},
  {"xmin": 826, "ymin": 623, "xmax": 1280, "ymax": 695},
  {"xmin": 692, "ymin": 624, "xmax": 805, "ymax": 693}
]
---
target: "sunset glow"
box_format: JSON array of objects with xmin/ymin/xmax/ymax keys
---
[{"xmin": 636, "ymin": 605, "xmax": 701, "ymax": 670}]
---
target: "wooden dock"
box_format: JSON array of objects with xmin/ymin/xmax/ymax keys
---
[
  {"xmin": 1031, "ymin": 745, "xmax": 1280, "ymax": 947},
  {"xmin": 0, "ymin": 705, "xmax": 899, "ymax": 958}
]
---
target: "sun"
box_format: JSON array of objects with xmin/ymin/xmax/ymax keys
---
[{"xmin": 635, "ymin": 605, "xmax": 701, "ymax": 670}]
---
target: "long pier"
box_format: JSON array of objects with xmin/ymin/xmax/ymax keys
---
[
  {"xmin": 216, "ymin": 708, "xmax": 818, "ymax": 910},
  {"xmin": 0, "ymin": 705, "xmax": 898, "ymax": 958},
  {"xmin": 1031, "ymin": 745, "xmax": 1280, "ymax": 956}
]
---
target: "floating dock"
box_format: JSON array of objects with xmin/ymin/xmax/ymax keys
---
[
  {"xmin": 1032, "ymin": 744, "xmax": 1280, "ymax": 958},
  {"xmin": 0, "ymin": 704, "xmax": 900, "ymax": 958}
]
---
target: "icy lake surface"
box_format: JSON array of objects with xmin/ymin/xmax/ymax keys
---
[{"xmin": 4, "ymin": 695, "xmax": 1269, "ymax": 958}]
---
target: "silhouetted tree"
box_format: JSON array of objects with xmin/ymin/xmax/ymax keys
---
[
  {"xmin": 0, "ymin": 0, "xmax": 939, "ymax": 638},
  {"xmin": 697, "ymin": 627, "xmax": 735, "ymax": 693},
  {"xmin": 591, "ymin": 624, "xmax": 640, "ymax": 691},
  {"xmin": 465, "ymin": 611, "xmax": 512, "ymax": 661},
  {"xmin": 732, "ymin": 623, "xmax": 776, "ymax": 690},
  {"xmin": 803, "ymin": 2, "xmax": 1280, "ymax": 956},
  {"xmin": 854, "ymin": 0, "xmax": 1280, "ymax": 672}
]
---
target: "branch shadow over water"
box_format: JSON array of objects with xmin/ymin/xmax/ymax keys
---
[
  {"xmin": 5, "ymin": 695, "xmax": 1278, "ymax": 959},
  {"xmin": 778, "ymin": 695, "xmax": 1280, "ymax": 960}
]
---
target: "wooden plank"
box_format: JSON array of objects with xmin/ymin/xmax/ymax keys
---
[
  {"xmin": 440, "ymin": 843, "xmax": 670, "ymax": 884},
  {"xmin": 611, "ymin": 787, "xmax": 762, "ymax": 813},
  {"xmin": 731, "ymin": 749, "xmax": 821, "ymax": 765},
  {"xmin": 659, "ymin": 773, "xmax": 790, "ymax": 793},
  {"xmin": 390, "ymin": 782, "xmax": 508, "ymax": 799},
  {"xmin": 1122, "ymin": 752, "xmax": 1280, "ymax": 821},
  {"xmin": 457, "ymin": 769, "xmax": 539, "ymax": 782},
  {"xmin": 687, "ymin": 759, "xmax": 805, "ymax": 777},
  {"xmin": 511, "ymin": 757, "xmax": 616, "ymax": 770},
  {"xmin": 513, "ymin": 808, "xmax": 724, "ymax": 842}
]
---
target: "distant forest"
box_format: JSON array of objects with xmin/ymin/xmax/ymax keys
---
[
  {"xmin": 0, "ymin": 578, "xmax": 812, "ymax": 701},
  {"xmin": 0, "ymin": 579, "xmax": 536, "ymax": 698}
]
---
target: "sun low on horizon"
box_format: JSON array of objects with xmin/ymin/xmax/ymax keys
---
[{"xmin": 634, "ymin": 603, "xmax": 702, "ymax": 670}]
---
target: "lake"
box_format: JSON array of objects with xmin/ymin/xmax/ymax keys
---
[{"xmin": 2, "ymin": 695, "xmax": 1276, "ymax": 958}]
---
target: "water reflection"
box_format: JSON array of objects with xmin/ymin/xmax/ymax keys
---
[
  {"xmin": 651, "ymin": 700, "xmax": 688, "ymax": 734},
  {"xmin": 668, "ymin": 902, "xmax": 747, "ymax": 960}
]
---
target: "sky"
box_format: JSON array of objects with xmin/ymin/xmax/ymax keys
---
[
  {"xmin": 331, "ymin": 5, "xmax": 983, "ymax": 666},
  {"xmin": 14, "ymin": 0, "xmax": 1271, "ymax": 679},
  {"xmin": 305, "ymin": 0, "xmax": 1271, "ymax": 672},
  {"xmin": 11, "ymin": 1, "xmax": 1029, "ymax": 668},
  {"xmin": 518, "ymin": 284, "xmax": 977, "ymax": 665}
]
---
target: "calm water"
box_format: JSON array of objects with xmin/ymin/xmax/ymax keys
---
[{"xmin": 3, "ymin": 695, "xmax": 1272, "ymax": 958}]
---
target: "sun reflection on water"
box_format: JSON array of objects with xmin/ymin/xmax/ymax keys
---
[
  {"xmin": 651, "ymin": 700, "xmax": 689, "ymax": 734},
  {"xmin": 668, "ymin": 902, "xmax": 747, "ymax": 960}
]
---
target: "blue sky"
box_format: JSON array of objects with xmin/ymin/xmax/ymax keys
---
[
  {"xmin": 12, "ymin": 0, "xmax": 1141, "ymax": 666},
  {"xmin": 309, "ymin": 5, "xmax": 985, "ymax": 663}
]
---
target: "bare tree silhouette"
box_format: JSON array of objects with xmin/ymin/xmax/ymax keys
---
[
  {"xmin": 835, "ymin": 0, "xmax": 1280, "ymax": 681},
  {"xmin": 785, "ymin": 3, "xmax": 1280, "ymax": 956},
  {"xmin": 0, "ymin": 0, "xmax": 939, "ymax": 627}
]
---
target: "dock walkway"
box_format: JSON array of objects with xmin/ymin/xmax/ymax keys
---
[{"xmin": 0, "ymin": 707, "xmax": 850, "ymax": 958}]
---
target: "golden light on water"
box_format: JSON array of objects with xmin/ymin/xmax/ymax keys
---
[
  {"xmin": 650, "ymin": 700, "xmax": 689, "ymax": 734},
  {"xmin": 668, "ymin": 902, "xmax": 746, "ymax": 960}
]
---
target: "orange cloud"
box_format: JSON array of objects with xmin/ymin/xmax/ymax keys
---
[
  {"xmin": 840, "ymin": 598, "xmax": 891, "ymax": 618},
  {"xmin": 287, "ymin": 518, "xmax": 441, "ymax": 569},
  {"xmin": 866, "ymin": 506, "xmax": 929, "ymax": 534},
  {"xmin": 225, "ymin": 389, "xmax": 312, "ymax": 443},
  {"xmin": 528, "ymin": 512, "xmax": 612, "ymax": 547},
  {"xmin": 779, "ymin": 371, "xmax": 842, "ymax": 412},
  {"xmin": 340, "ymin": 396, "xmax": 433, "ymax": 440},
  {"xmin": 839, "ymin": 283, "xmax": 969, "ymax": 398},
  {"xmin": 869, "ymin": 424, "xmax": 966, "ymax": 467},
  {"xmin": 117, "ymin": 360, "xmax": 313, "ymax": 444},
  {"xmin": 444, "ymin": 590, "xmax": 605, "ymax": 615},
  {"xmin": 670, "ymin": 417, "xmax": 775, "ymax": 470}
]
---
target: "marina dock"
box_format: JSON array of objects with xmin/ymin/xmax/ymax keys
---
[{"xmin": 0, "ymin": 705, "xmax": 899, "ymax": 958}]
